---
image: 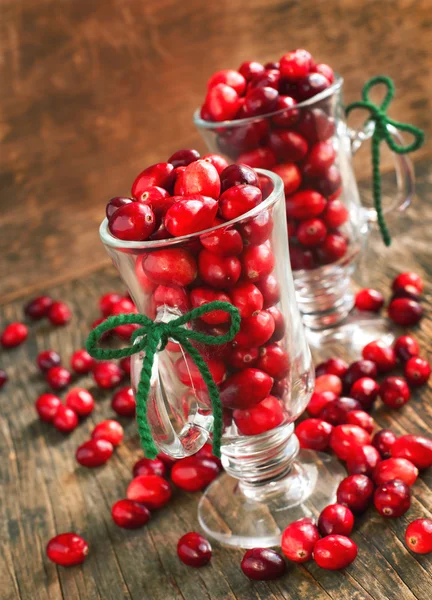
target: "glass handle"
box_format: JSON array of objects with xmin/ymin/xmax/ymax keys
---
[{"xmin": 348, "ymin": 122, "xmax": 416, "ymax": 223}]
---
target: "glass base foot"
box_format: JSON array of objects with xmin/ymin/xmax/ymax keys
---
[
  {"xmin": 197, "ymin": 450, "xmax": 346, "ymax": 548},
  {"xmin": 306, "ymin": 313, "xmax": 398, "ymax": 364}
]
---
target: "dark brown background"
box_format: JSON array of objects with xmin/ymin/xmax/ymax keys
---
[{"xmin": 0, "ymin": 1, "xmax": 431, "ymax": 599}]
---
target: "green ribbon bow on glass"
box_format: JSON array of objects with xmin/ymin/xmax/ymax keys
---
[
  {"xmin": 86, "ymin": 301, "xmax": 241, "ymax": 459},
  {"xmin": 346, "ymin": 75, "xmax": 425, "ymax": 247}
]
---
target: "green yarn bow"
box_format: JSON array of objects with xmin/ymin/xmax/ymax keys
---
[
  {"xmin": 86, "ymin": 301, "xmax": 241, "ymax": 459},
  {"xmin": 346, "ymin": 75, "xmax": 425, "ymax": 247}
]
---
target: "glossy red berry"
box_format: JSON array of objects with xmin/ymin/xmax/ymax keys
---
[
  {"xmin": 202, "ymin": 153, "xmax": 229, "ymax": 174},
  {"xmin": 241, "ymin": 548, "xmax": 286, "ymax": 580},
  {"xmin": 37, "ymin": 350, "xmax": 61, "ymax": 372},
  {"xmin": 47, "ymin": 301, "xmax": 72, "ymax": 326},
  {"xmin": 391, "ymin": 435, "xmax": 432, "ymax": 470},
  {"xmin": 92, "ymin": 420, "xmax": 124, "ymax": 446},
  {"xmin": 318, "ymin": 396, "xmax": 361, "ymax": 426},
  {"xmin": 171, "ymin": 456, "xmax": 220, "ymax": 492},
  {"xmin": 307, "ymin": 391, "xmax": 337, "ymax": 417},
  {"xmin": 322, "ymin": 199, "xmax": 349, "ymax": 228},
  {"xmin": 345, "ymin": 410, "xmax": 375, "ymax": 433},
  {"xmin": 336, "ymin": 474, "xmax": 374, "ymax": 513},
  {"xmin": 296, "ymin": 418, "xmax": 333, "ymax": 451},
  {"xmin": 35, "ymin": 393, "xmax": 62, "ymax": 422},
  {"xmin": 233, "ymin": 310, "xmax": 275, "ymax": 349},
  {"xmin": 131, "ymin": 162, "xmax": 174, "ymax": 199},
  {"xmin": 175, "ymin": 356, "xmax": 226, "ymax": 390},
  {"xmin": 313, "ymin": 535, "xmax": 358, "ymax": 570},
  {"xmin": 281, "ymin": 518, "xmax": 320, "ymax": 563},
  {"xmin": 241, "ymin": 243, "xmax": 275, "ymax": 282},
  {"xmin": 346, "ymin": 445, "xmax": 381, "ymax": 476},
  {"xmin": 233, "ymin": 395, "xmax": 285, "ymax": 435},
  {"xmin": 288, "ymin": 246, "xmax": 315, "ymax": 271},
  {"xmin": 52, "ymin": 405, "xmax": 79, "ymax": 433},
  {"xmin": 70, "ymin": 349, "xmax": 95, "ymax": 374},
  {"xmin": 190, "ymin": 288, "xmax": 231, "ymax": 325},
  {"xmin": 24, "ymin": 295, "xmax": 53, "ymax": 320},
  {"xmin": 405, "ymin": 519, "xmax": 432, "ymax": 554},
  {"xmin": 269, "ymin": 130, "xmax": 308, "ymax": 163},
  {"xmin": 272, "ymin": 163, "xmax": 302, "ymax": 195},
  {"xmin": 198, "ymin": 250, "xmax": 241, "ymax": 289},
  {"xmin": 229, "ymin": 282, "xmax": 263, "ymax": 318},
  {"xmin": 318, "ymin": 504, "xmax": 354, "ymax": 537},
  {"xmin": 238, "ymin": 61, "xmax": 265, "ymax": 81},
  {"xmin": 330, "ymin": 424, "xmax": 371, "ymax": 461},
  {"xmin": 168, "ymin": 148, "xmax": 200, "ymax": 168},
  {"xmin": 355, "ymin": 289, "xmax": 385, "ymax": 312},
  {"xmin": 219, "ymin": 184, "xmax": 262, "ymax": 220},
  {"xmin": 343, "ymin": 360, "xmax": 378, "ymax": 391},
  {"xmin": 174, "ymin": 159, "xmax": 221, "ymax": 199},
  {"xmin": 112, "ymin": 386, "xmax": 136, "ymax": 417},
  {"xmin": 76, "ymin": 439, "xmax": 114, "ymax": 468},
  {"xmin": 315, "ymin": 357, "xmax": 348, "ymax": 379},
  {"xmin": 46, "ymin": 366, "xmax": 72, "ymax": 390},
  {"xmin": 204, "ymin": 83, "xmax": 241, "ymax": 121},
  {"xmin": 1, "ymin": 322, "xmax": 28, "ymax": 348},
  {"xmin": 46, "ymin": 533, "xmax": 88, "ymax": 566},
  {"xmin": 393, "ymin": 335, "xmax": 419, "ymax": 362},
  {"xmin": 280, "ymin": 49, "xmax": 312, "ymax": 81},
  {"xmin": 244, "ymin": 86, "xmax": 279, "ymax": 117},
  {"xmin": 350, "ymin": 377, "xmax": 380, "ymax": 410},
  {"xmin": 164, "ymin": 196, "xmax": 218, "ymax": 237},
  {"xmin": 256, "ymin": 344, "xmax": 289, "ymax": 379},
  {"xmin": 297, "ymin": 72, "xmax": 331, "ymax": 101},
  {"xmin": 99, "ymin": 292, "xmax": 122, "ymax": 317},
  {"xmin": 220, "ymin": 164, "xmax": 259, "ymax": 192},
  {"xmin": 119, "ymin": 356, "xmax": 131, "ymax": 375},
  {"xmin": 200, "ymin": 225, "xmax": 243, "ymax": 257},
  {"xmin": 220, "ymin": 368, "xmax": 273, "ymax": 410},
  {"xmin": 93, "ymin": 361, "xmax": 122, "ymax": 389},
  {"xmin": 177, "ymin": 532, "xmax": 212, "ymax": 568},
  {"xmin": 374, "ymin": 479, "xmax": 410, "ymax": 517},
  {"xmin": 65, "ymin": 388, "xmax": 95, "ymax": 417},
  {"xmin": 133, "ymin": 457, "xmax": 166, "ymax": 478},
  {"xmin": 373, "ymin": 457, "xmax": 418, "ymax": 487},
  {"xmin": 372, "ymin": 429, "xmax": 397, "ymax": 458},
  {"xmin": 313, "ymin": 63, "xmax": 335, "ymax": 83},
  {"xmin": 314, "ymin": 374, "xmax": 343, "ymax": 395},
  {"xmin": 127, "ymin": 475, "xmax": 172, "ymax": 509},
  {"xmin": 316, "ymin": 232, "xmax": 347, "ymax": 264},
  {"xmin": 379, "ymin": 376, "xmax": 410, "ymax": 409},
  {"xmin": 297, "ymin": 218, "xmax": 327, "ymax": 247},
  {"xmin": 404, "ymin": 356, "xmax": 431, "ymax": 387},
  {"xmin": 109, "ymin": 202, "xmax": 156, "ymax": 241},
  {"xmin": 388, "ymin": 298, "xmax": 423, "ymax": 326},
  {"xmin": 362, "ymin": 340, "xmax": 396, "ymax": 373},
  {"xmin": 111, "ymin": 499, "xmax": 150, "ymax": 529},
  {"xmin": 106, "ymin": 196, "xmax": 134, "ymax": 219},
  {"xmin": 392, "ymin": 272, "xmax": 423, "ymax": 294}
]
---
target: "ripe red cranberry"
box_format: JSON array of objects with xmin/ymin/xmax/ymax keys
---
[
  {"xmin": 220, "ymin": 368, "xmax": 273, "ymax": 410},
  {"xmin": 171, "ymin": 456, "xmax": 220, "ymax": 492},
  {"xmin": 65, "ymin": 388, "xmax": 94, "ymax": 417},
  {"xmin": 322, "ymin": 199, "xmax": 349, "ymax": 228},
  {"xmin": 233, "ymin": 395, "xmax": 285, "ymax": 435},
  {"xmin": 164, "ymin": 196, "xmax": 218, "ymax": 237},
  {"xmin": 272, "ymin": 163, "xmax": 301, "ymax": 196},
  {"xmin": 393, "ymin": 335, "xmax": 419, "ymax": 362},
  {"xmin": 200, "ymin": 225, "xmax": 243, "ymax": 256},
  {"xmin": 112, "ymin": 386, "xmax": 136, "ymax": 417},
  {"xmin": 313, "ymin": 63, "xmax": 335, "ymax": 83},
  {"xmin": 313, "ymin": 535, "xmax": 358, "ymax": 570},
  {"xmin": 374, "ymin": 479, "xmax": 411, "ymax": 517},
  {"xmin": 266, "ymin": 307, "xmax": 285, "ymax": 342},
  {"xmin": 92, "ymin": 420, "xmax": 124, "ymax": 446},
  {"xmin": 314, "ymin": 374, "xmax": 343, "ymax": 395},
  {"xmin": 296, "ymin": 418, "xmax": 333, "ymax": 451},
  {"xmin": 307, "ymin": 391, "xmax": 337, "ymax": 417},
  {"xmin": 177, "ymin": 532, "xmax": 212, "ymax": 568},
  {"xmin": 99, "ymin": 292, "xmax": 122, "ymax": 317},
  {"xmin": 131, "ymin": 162, "xmax": 174, "ymax": 198},
  {"xmin": 24, "ymin": 295, "xmax": 53, "ymax": 320},
  {"xmin": 70, "ymin": 349, "xmax": 95, "ymax": 374},
  {"xmin": 133, "ymin": 457, "xmax": 166, "ymax": 478},
  {"xmin": 379, "ymin": 376, "xmax": 410, "ymax": 409},
  {"xmin": 296, "ymin": 108, "xmax": 336, "ymax": 144},
  {"xmin": 256, "ymin": 274, "xmax": 280, "ymax": 309},
  {"xmin": 219, "ymin": 185, "xmax": 262, "ymax": 221},
  {"xmin": 220, "ymin": 164, "xmax": 259, "ymax": 192},
  {"xmin": 336, "ymin": 474, "xmax": 374, "ymax": 513},
  {"xmin": 46, "ymin": 366, "xmax": 72, "ymax": 390},
  {"xmin": 47, "ymin": 300, "xmax": 73, "ymax": 326},
  {"xmin": 35, "ymin": 393, "xmax": 62, "ymax": 422},
  {"xmin": 388, "ymin": 298, "xmax": 423, "ymax": 326},
  {"xmin": 362, "ymin": 340, "xmax": 396, "ymax": 373},
  {"xmin": 109, "ymin": 202, "xmax": 156, "ymax": 241},
  {"xmin": 168, "ymin": 148, "xmax": 200, "ymax": 168},
  {"xmin": 175, "ymin": 356, "xmax": 226, "ymax": 390},
  {"xmin": 345, "ymin": 410, "xmax": 375, "ymax": 433},
  {"xmin": 372, "ymin": 429, "xmax": 397, "ymax": 458},
  {"xmin": 190, "ymin": 288, "xmax": 231, "ymax": 325},
  {"xmin": 316, "ymin": 232, "xmax": 348, "ymax": 264},
  {"xmin": 174, "ymin": 159, "xmax": 220, "ymax": 199},
  {"xmin": 318, "ymin": 397, "xmax": 361, "ymax": 426},
  {"xmin": 272, "ymin": 96, "xmax": 299, "ymax": 128},
  {"xmin": 330, "ymin": 424, "xmax": 371, "ymax": 461},
  {"xmin": 1, "ymin": 322, "xmax": 28, "ymax": 348},
  {"xmin": 297, "ymin": 72, "xmax": 331, "ymax": 101},
  {"xmin": 248, "ymin": 69, "xmax": 280, "ymax": 91},
  {"xmin": 127, "ymin": 475, "xmax": 172, "ymax": 509},
  {"xmin": 241, "ymin": 548, "xmax": 286, "ymax": 580},
  {"xmin": 238, "ymin": 60, "xmax": 265, "ymax": 81},
  {"xmin": 302, "ymin": 141, "xmax": 336, "ymax": 178},
  {"xmin": 244, "ymin": 86, "xmax": 279, "ymax": 117},
  {"xmin": 241, "ymin": 243, "xmax": 275, "ymax": 282},
  {"xmin": 392, "ymin": 272, "xmax": 423, "ymax": 294},
  {"xmin": 92, "ymin": 361, "xmax": 122, "ymax": 389},
  {"xmin": 343, "ymin": 359, "xmax": 378, "ymax": 391},
  {"xmin": 204, "ymin": 83, "xmax": 240, "ymax": 121},
  {"xmin": 355, "ymin": 288, "xmax": 385, "ymax": 312},
  {"xmin": 119, "ymin": 356, "xmax": 131, "ymax": 375},
  {"xmin": 297, "ymin": 218, "xmax": 327, "ymax": 247},
  {"xmin": 52, "ymin": 405, "xmax": 79, "ymax": 433},
  {"xmin": 391, "ymin": 435, "xmax": 432, "ymax": 470},
  {"xmin": 198, "ymin": 250, "xmax": 241, "ymax": 289},
  {"xmin": 404, "ymin": 356, "xmax": 431, "ymax": 387},
  {"xmin": 233, "ymin": 310, "xmax": 275, "ymax": 349},
  {"xmin": 373, "ymin": 457, "xmax": 418, "ymax": 487},
  {"xmin": 350, "ymin": 377, "xmax": 380, "ymax": 410},
  {"xmin": 229, "ymin": 282, "xmax": 263, "ymax": 318},
  {"xmin": 289, "ymin": 246, "xmax": 316, "ymax": 271},
  {"xmin": 106, "ymin": 196, "xmax": 133, "ymax": 219},
  {"xmin": 285, "ymin": 189, "xmax": 326, "ymax": 220},
  {"xmin": 280, "ymin": 49, "xmax": 312, "ymax": 80},
  {"xmin": 405, "ymin": 519, "xmax": 432, "ymax": 554},
  {"xmin": 318, "ymin": 504, "xmax": 354, "ymax": 537},
  {"xmin": 152, "ymin": 284, "xmax": 189, "ymax": 315},
  {"xmin": 76, "ymin": 439, "xmax": 114, "ymax": 468},
  {"xmin": 346, "ymin": 445, "xmax": 381, "ymax": 476},
  {"xmin": 391, "ymin": 284, "xmax": 421, "ymax": 302},
  {"xmin": 46, "ymin": 533, "xmax": 89, "ymax": 566},
  {"xmin": 269, "ymin": 130, "xmax": 308, "ymax": 162},
  {"xmin": 281, "ymin": 517, "xmax": 320, "ymax": 563},
  {"xmin": 109, "ymin": 297, "xmax": 139, "ymax": 340},
  {"xmin": 315, "ymin": 357, "xmax": 348, "ymax": 379},
  {"xmin": 238, "ymin": 211, "xmax": 273, "ymax": 247},
  {"xmin": 111, "ymin": 499, "xmax": 151, "ymax": 529},
  {"xmin": 256, "ymin": 344, "xmax": 289, "ymax": 379},
  {"xmin": 37, "ymin": 350, "xmax": 61, "ymax": 372}
]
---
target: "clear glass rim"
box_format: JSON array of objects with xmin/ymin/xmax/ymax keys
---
[
  {"xmin": 193, "ymin": 74, "xmax": 344, "ymax": 130},
  {"xmin": 100, "ymin": 168, "xmax": 284, "ymax": 250}
]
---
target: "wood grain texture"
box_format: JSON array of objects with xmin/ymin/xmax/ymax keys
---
[
  {"xmin": 0, "ymin": 162, "xmax": 431, "ymax": 599},
  {"xmin": 0, "ymin": 0, "xmax": 431, "ymax": 302}
]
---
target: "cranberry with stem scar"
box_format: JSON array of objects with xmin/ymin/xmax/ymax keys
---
[
  {"xmin": 109, "ymin": 202, "xmax": 156, "ymax": 241},
  {"xmin": 241, "ymin": 548, "xmax": 286, "ymax": 580},
  {"xmin": 372, "ymin": 429, "xmax": 397, "ymax": 458},
  {"xmin": 379, "ymin": 376, "xmax": 410, "ymax": 409},
  {"xmin": 373, "ymin": 457, "xmax": 418, "ymax": 487},
  {"xmin": 229, "ymin": 282, "xmax": 263, "ymax": 318},
  {"xmin": 404, "ymin": 356, "xmax": 431, "ymax": 387},
  {"xmin": 405, "ymin": 519, "xmax": 432, "ymax": 554},
  {"xmin": 198, "ymin": 250, "xmax": 241, "ymax": 289},
  {"xmin": 233, "ymin": 310, "xmax": 275, "ymax": 348},
  {"xmin": 241, "ymin": 243, "xmax": 275, "ymax": 282},
  {"xmin": 318, "ymin": 504, "xmax": 354, "ymax": 537},
  {"xmin": 281, "ymin": 517, "xmax": 320, "ymax": 563},
  {"xmin": 374, "ymin": 479, "xmax": 411, "ymax": 517},
  {"xmin": 297, "ymin": 218, "xmax": 327, "ymax": 247},
  {"xmin": 296, "ymin": 418, "xmax": 333, "ymax": 451},
  {"xmin": 336, "ymin": 474, "xmax": 374, "ymax": 513},
  {"xmin": 177, "ymin": 532, "xmax": 212, "ymax": 568}
]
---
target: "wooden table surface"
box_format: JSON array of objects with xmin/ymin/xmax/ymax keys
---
[{"xmin": 1, "ymin": 1, "xmax": 431, "ymax": 599}]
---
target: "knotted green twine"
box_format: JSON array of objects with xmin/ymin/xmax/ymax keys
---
[
  {"xmin": 346, "ymin": 75, "xmax": 424, "ymax": 247},
  {"xmin": 86, "ymin": 302, "xmax": 241, "ymax": 459}
]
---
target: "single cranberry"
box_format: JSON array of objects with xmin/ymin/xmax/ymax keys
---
[
  {"xmin": 373, "ymin": 457, "xmax": 418, "ymax": 487},
  {"xmin": 350, "ymin": 377, "xmax": 380, "ymax": 410},
  {"xmin": 228, "ymin": 282, "xmax": 263, "ymax": 318},
  {"xmin": 330, "ymin": 424, "xmax": 371, "ymax": 461},
  {"xmin": 198, "ymin": 250, "xmax": 241, "ymax": 289},
  {"xmin": 314, "ymin": 374, "xmax": 343, "ymax": 396},
  {"xmin": 99, "ymin": 292, "xmax": 122, "ymax": 317},
  {"xmin": 106, "ymin": 196, "xmax": 133, "ymax": 219},
  {"xmin": 200, "ymin": 226, "xmax": 243, "ymax": 257},
  {"xmin": 1, "ymin": 322, "xmax": 28, "ymax": 348},
  {"xmin": 46, "ymin": 533, "xmax": 89, "ymax": 566},
  {"xmin": 404, "ymin": 356, "xmax": 431, "ymax": 387},
  {"xmin": 391, "ymin": 435, "xmax": 432, "ymax": 470},
  {"xmin": 239, "ymin": 61, "xmax": 265, "ymax": 81},
  {"xmin": 372, "ymin": 429, "xmax": 397, "ymax": 458},
  {"xmin": 70, "ymin": 349, "xmax": 95, "ymax": 374},
  {"xmin": 205, "ymin": 83, "xmax": 240, "ymax": 121},
  {"xmin": 310, "ymin": 165, "xmax": 342, "ymax": 200},
  {"xmin": 175, "ymin": 356, "xmax": 226, "ymax": 390},
  {"xmin": 362, "ymin": 340, "xmax": 396, "ymax": 373},
  {"xmin": 307, "ymin": 391, "xmax": 337, "ymax": 417},
  {"xmin": 355, "ymin": 289, "xmax": 385, "ymax": 312},
  {"xmin": 112, "ymin": 386, "xmax": 136, "ymax": 417},
  {"xmin": 202, "ymin": 153, "xmax": 229, "ymax": 175},
  {"xmin": 171, "ymin": 456, "xmax": 220, "ymax": 492},
  {"xmin": 318, "ymin": 504, "xmax": 354, "ymax": 537},
  {"xmin": 393, "ymin": 335, "xmax": 419, "ymax": 362},
  {"xmin": 241, "ymin": 548, "xmax": 286, "ymax": 580},
  {"xmin": 281, "ymin": 517, "xmax": 320, "ymax": 563},
  {"xmin": 177, "ymin": 532, "xmax": 212, "ymax": 568},
  {"xmin": 315, "ymin": 357, "xmax": 348, "ymax": 379},
  {"xmin": 195, "ymin": 443, "xmax": 223, "ymax": 468},
  {"xmin": 322, "ymin": 199, "xmax": 349, "ymax": 229},
  {"xmin": 131, "ymin": 163, "xmax": 174, "ymax": 198},
  {"xmin": 405, "ymin": 519, "xmax": 432, "ymax": 554},
  {"xmin": 296, "ymin": 72, "xmax": 331, "ymax": 101},
  {"xmin": 374, "ymin": 479, "xmax": 411, "ymax": 517},
  {"xmin": 111, "ymin": 499, "xmax": 150, "ymax": 529},
  {"xmin": 164, "ymin": 196, "xmax": 218, "ymax": 237},
  {"xmin": 76, "ymin": 439, "xmax": 114, "ymax": 468},
  {"xmin": 109, "ymin": 298, "xmax": 139, "ymax": 340},
  {"xmin": 239, "ymin": 212, "xmax": 274, "ymax": 251},
  {"xmin": 190, "ymin": 288, "xmax": 231, "ymax": 325},
  {"xmin": 272, "ymin": 163, "xmax": 302, "ymax": 196},
  {"xmin": 269, "ymin": 130, "xmax": 308, "ymax": 163},
  {"xmin": 37, "ymin": 350, "xmax": 61, "ymax": 372},
  {"xmin": 257, "ymin": 275, "xmax": 280, "ymax": 310},
  {"xmin": 346, "ymin": 445, "xmax": 381, "ymax": 476},
  {"xmin": 266, "ymin": 307, "xmax": 285, "ymax": 342},
  {"xmin": 241, "ymin": 243, "xmax": 275, "ymax": 282},
  {"xmin": 35, "ymin": 393, "xmax": 62, "ymax": 422},
  {"xmin": 119, "ymin": 356, "xmax": 131, "ymax": 375},
  {"xmin": 0, "ymin": 369, "xmax": 8, "ymax": 389},
  {"xmin": 296, "ymin": 108, "xmax": 336, "ymax": 144},
  {"xmin": 343, "ymin": 360, "xmax": 378, "ymax": 391},
  {"xmin": 272, "ymin": 95, "xmax": 299, "ymax": 128},
  {"xmin": 244, "ymin": 86, "xmax": 279, "ymax": 117},
  {"xmin": 174, "ymin": 159, "xmax": 220, "ymax": 200},
  {"xmin": 289, "ymin": 246, "xmax": 316, "ymax": 271},
  {"xmin": 316, "ymin": 232, "xmax": 348, "ymax": 264},
  {"xmin": 313, "ymin": 63, "xmax": 335, "ymax": 83},
  {"xmin": 233, "ymin": 395, "xmax": 285, "ymax": 435},
  {"xmin": 313, "ymin": 535, "xmax": 358, "ymax": 570},
  {"xmin": 285, "ymin": 190, "xmax": 326, "ymax": 220},
  {"xmin": 296, "ymin": 418, "xmax": 333, "ymax": 451},
  {"xmin": 92, "ymin": 361, "xmax": 122, "ymax": 389},
  {"xmin": 24, "ymin": 295, "xmax": 53, "ymax": 320},
  {"xmin": 127, "ymin": 474, "xmax": 172, "ymax": 509},
  {"xmin": 345, "ymin": 410, "xmax": 375, "ymax": 433},
  {"xmin": 392, "ymin": 272, "xmax": 423, "ymax": 294},
  {"xmin": 52, "ymin": 405, "xmax": 79, "ymax": 433},
  {"xmin": 297, "ymin": 218, "xmax": 327, "ymax": 247},
  {"xmin": 336, "ymin": 474, "xmax": 374, "ymax": 513},
  {"xmin": 388, "ymin": 298, "xmax": 423, "ymax": 326},
  {"xmin": 92, "ymin": 420, "xmax": 124, "ymax": 447},
  {"xmin": 380, "ymin": 375, "xmax": 411, "ymax": 409},
  {"xmin": 46, "ymin": 366, "xmax": 72, "ymax": 390},
  {"xmin": 133, "ymin": 457, "xmax": 166, "ymax": 478},
  {"xmin": 65, "ymin": 388, "xmax": 94, "ymax": 417},
  {"xmin": 47, "ymin": 301, "xmax": 73, "ymax": 326},
  {"xmin": 256, "ymin": 344, "xmax": 289, "ymax": 379},
  {"xmin": 109, "ymin": 202, "xmax": 156, "ymax": 241},
  {"xmin": 219, "ymin": 184, "xmax": 262, "ymax": 220},
  {"xmin": 220, "ymin": 368, "xmax": 273, "ymax": 410},
  {"xmin": 168, "ymin": 148, "xmax": 200, "ymax": 168},
  {"xmin": 318, "ymin": 397, "xmax": 362, "ymax": 425},
  {"xmin": 248, "ymin": 69, "xmax": 280, "ymax": 91},
  {"xmin": 219, "ymin": 164, "xmax": 259, "ymax": 192},
  {"xmin": 279, "ymin": 49, "xmax": 312, "ymax": 80},
  {"xmin": 233, "ymin": 310, "xmax": 275, "ymax": 349},
  {"xmin": 208, "ymin": 69, "xmax": 246, "ymax": 95}
]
